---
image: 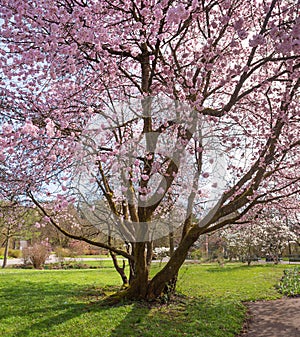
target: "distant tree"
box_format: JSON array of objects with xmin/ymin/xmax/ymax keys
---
[
  {"xmin": 0, "ymin": 201, "xmax": 34, "ymax": 267},
  {"xmin": 222, "ymin": 209, "xmax": 298, "ymax": 264},
  {"xmin": 258, "ymin": 217, "xmax": 298, "ymax": 263}
]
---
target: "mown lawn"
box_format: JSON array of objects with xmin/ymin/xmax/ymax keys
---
[{"xmin": 0, "ymin": 263, "xmax": 293, "ymax": 337}]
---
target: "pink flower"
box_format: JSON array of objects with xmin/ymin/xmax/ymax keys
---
[
  {"xmin": 22, "ymin": 121, "xmax": 39, "ymax": 137},
  {"xmin": 157, "ymin": 187, "xmax": 165, "ymax": 195},
  {"xmin": 46, "ymin": 119, "xmax": 55, "ymax": 137},
  {"xmin": 121, "ymin": 185, "xmax": 128, "ymax": 192},
  {"xmin": 140, "ymin": 195, "xmax": 147, "ymax": 201}
]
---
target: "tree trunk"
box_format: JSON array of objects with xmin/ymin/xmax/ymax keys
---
[
  {"xmin": 161, "ymin": 217, "xmax": 192, "ymax": 300},
  {"xmin": 128, "ymin": 243, "xmax": 136, "ymax": 284},
  {"xmin": 146, "ymin": 231, "xmax": 197, "ymax": 300},
  {"xmin": 110, "ymin": 251, "xmax": 129, "ymax": 286},
  {"xmin": 161, "ymin": 224, "xmax": 179, "ymax": 300},
  {"xmin": 125, "ymin": 242, "xmax": 149, "ymax": 299},
  {"xmin": 119, "ymin": 223, "xmax": 201, "ymax": 301},
  {"xmin": 2, "ymin": 237, "xmax": 10, "ymax": 269},
  {"xmin": 169, "ymin": 224, "xmax": 174, "ymax": 256}
]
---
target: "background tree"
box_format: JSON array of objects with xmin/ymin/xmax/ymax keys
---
[
  {"xmin": 258, "ymin": 217, "xmax": 297, "ymax": 263},
  {"xmin": 0, "ymin": 0, "xmax": 300, "ymax": 300},
  {"xmin": 221, "ymin": 223, "xmax": 261, "ymax": 265},
  {"xmin": 0, "ymin": 200, "xmax": 36, "ymax": 267},
  {"xmin": 222, "ymin": 205, "xmax": 299, "ymax": 264}
]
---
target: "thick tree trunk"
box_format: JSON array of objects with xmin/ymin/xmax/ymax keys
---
[
  {"xmin": 161, "ymin": 216, "xmax": 192, "ymax": 300},
  {"xmin": 125, "ymin": 242, "xmax": 149, "ymax": 299},
  {"xmin": 123, "ymin": 226, "xmax": 200, "ymax": 301},
  {"xmin": 146, "ymin": 233, "xmax": 196, "ymax": 300}
]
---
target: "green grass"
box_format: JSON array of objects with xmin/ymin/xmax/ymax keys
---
[
  {"xmin": 44, "ymin": 259, "xmax": 125, "ymax": 269},
  {"xmin": 0, "ymin": 263, "xmax": 292, "ymax": 337},
  {"xmin": 73, "ymin": 254, "xmax": 111, "ymax": 259},
  {"xmin": 176, "ymin": 263, "xmax": 287, "ymax": 301}
]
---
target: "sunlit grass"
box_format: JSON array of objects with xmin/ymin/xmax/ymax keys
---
[
  {"xmin": 177, "ymin": 263, "xmax": 287, "ymax": 301},
  {"xmin": 0, "ymin": 263, "xmax": 292, "ymax": 337}
]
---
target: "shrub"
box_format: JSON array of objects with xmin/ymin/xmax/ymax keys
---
[
  {"xmin": 43, "ymin": 262, "xmax": 99, "ymax": 270},
  {"xmin": 0, "ymin": 248, "xmax": 22, "ymax": 258},
  {"xmin": 88, "ymin": 248, "xmax": 102, "ymax": 255},
  {"xmin": 68, "ymin": 240, "xmax": 90, "ymax": 256},
  {"xmin": 22, "ymin": 242, "xmax": 51, "ymax": 269},
  {"xmin": 8, "ymin": 249, "xmax": 22, "ymax": 258},
  {"xmin": 54, "ymin": 247, "xmax": 72, "ymax": 261},
  {"xmin": 189, "ymin": 249, "xmax": 202, "ymax": 260},
  {"xmin": 277, "ymin": 267, "xmax": 300, "ymax": 297}
]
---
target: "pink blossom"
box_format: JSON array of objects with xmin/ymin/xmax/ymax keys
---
[
  {"xmin": 140, "ymin": 195, "xmax": 147, "ymax": 201},
  {"xmin": 22, "ymin": 120, "xmax": 39, "ymax": 137},
  {"xmin": 121, "ymin": 185, "xmax": 128, "ymax": 192},
  {"xmin": 46, "ymin": 119, "xmax": 55, "ymax": 137},
  {"xmin": 157, "ymin": 187, "xmax": 165, "ymax": 195}
]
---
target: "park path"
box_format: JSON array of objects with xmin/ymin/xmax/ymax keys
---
[
  {"xmin": 240, "ymin": 297, "xmax": 300, "ymax": 337},
  {"xmin": 2, "ymin": 256, "xmax": 300, "ymax": 266},
  {"xmin": 0, "ymin": 255, "xmax": 171, "ymax": 266}
]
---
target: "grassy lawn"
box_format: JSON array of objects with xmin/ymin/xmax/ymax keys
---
[
  {"xmin": 73, "ymin": 255, "xmax": 111, "ymax": 259},
  {"xmin": 0, "ymin": 263, "xmax": 293, "ymax": 337}
]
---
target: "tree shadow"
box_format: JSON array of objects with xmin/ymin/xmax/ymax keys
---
[
  {"xmin": 0, "ymin": 279, "xmax": 120, "ymax": 336},
  {"xmin": 0, "ymin": 277, "xmax": 244, "ymax": 337},
  {"xmin": 109, "ymin": 295, "xmax": 244, "ymax": 337},
  {"xmin": 108, "ymin": 301, "xmax": 151, "ymax": 337},
  {"xmin": 0, "ymin": 276, "xmax": 160, "ymax": 337}
]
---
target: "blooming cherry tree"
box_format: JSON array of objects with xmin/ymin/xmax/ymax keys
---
[{"xmin": 0, "ymin": 0, "xmax": 300, "ymax": 300}]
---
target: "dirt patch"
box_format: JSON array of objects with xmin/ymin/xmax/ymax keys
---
[{"xmin": 239, "ymin": 297, "xmax": 300, "ymax": 337}]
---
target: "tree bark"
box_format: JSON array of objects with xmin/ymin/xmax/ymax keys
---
[
  {"xmin": 169, "ymin": 229, "xmax": 174, "ymax": 256},
  {"xmin": 110, "ymin": 251, "xmax": 129, "ymax": 286},
  {"xmin": 122, "ymin": 225, "xmax": 201, "ymax": 301},
  {"xmin": 146, "ymin": 229, "xmax": 198, "ymax": 300},
  {"xmin": 2, "ymin": 224, "xmax": 11, "ymax": 269},
  {"xmin": 125, "ymin": 242, "xmax": 149, "ymax": 299}
]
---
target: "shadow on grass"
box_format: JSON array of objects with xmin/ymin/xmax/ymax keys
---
[
  {"xmin": 0, "ymin": 278, "xmax": 245, "ymax": 337},
  {"xmin": 108, "ymin": 301, "xmax": 151, "ymax": 337},
  {"xmin": 0, "ymin": 275, "xmax": 153, "ymax": 337},
  {"xmin": 0, "ymin": 279, "xmax": 117, "ymax": 336},
  {"xmin": 109, "ymin": 295, "xmax": 245, "ymax": 337}
]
